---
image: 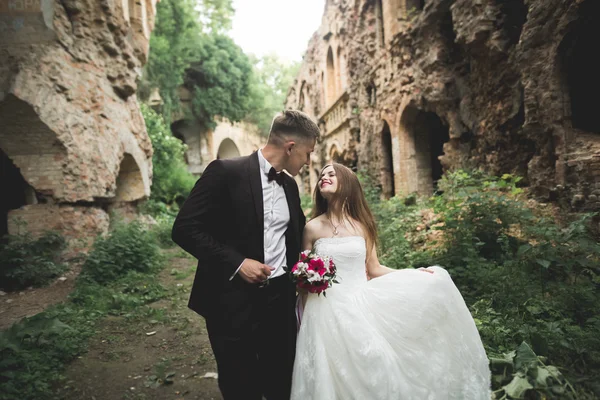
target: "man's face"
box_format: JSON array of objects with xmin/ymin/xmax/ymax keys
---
[{"xmin": 284, "ymin": 137, "xmax": 315, "ymax": 176}]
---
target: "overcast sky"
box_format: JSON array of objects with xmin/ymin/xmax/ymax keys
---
[{"xmin": 230, "ymin": 0, "xmax": 325, "ymax": 62}]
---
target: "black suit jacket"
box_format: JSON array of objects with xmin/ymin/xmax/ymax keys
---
[{"xmin": 172, "ymin": 152, "xmax": 305, "ymax": 325}]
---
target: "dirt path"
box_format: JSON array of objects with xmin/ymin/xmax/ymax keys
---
[{"xmin": 57, "ymin": 249, "xmax": 223, "ymax": 400}]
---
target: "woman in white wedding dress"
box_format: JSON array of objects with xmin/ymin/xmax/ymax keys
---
[{"xmin": 291, "ymin": 163, "xmax": 491, "ymax": 400}]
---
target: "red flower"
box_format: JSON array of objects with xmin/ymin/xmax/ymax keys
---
[{"xmin": 308, "ymin": 258, "xmax": 324, "ymax": 271}]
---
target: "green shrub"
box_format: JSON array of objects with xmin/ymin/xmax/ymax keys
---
[
  {"xmin": 490, "ymin": 342, "xmax": 579, "ymax": 400},
  {"xmin": 69, "ymin": 270, "xmax": 167, "ymax": 315},
  {"xmin": 0, "ymin": 231, "xmax": 66, "ymax": 291},
  {"xmin": 0, "ymin": 249, "xmax": 167, "ymax": 400},
  {"xmin": 151, "ymin": 216, "xmax": 177, "ymax": 248},
  {"xmin": 139, "ymin": 198, "xmax": 179, "ymax": 219},
  {"xmin": 0, "ymin": 314, "xmax": 86, "ymax": 400},
  {"xmin": 79, "ymin": 221, "xmax": 162, "ymax": 285}
]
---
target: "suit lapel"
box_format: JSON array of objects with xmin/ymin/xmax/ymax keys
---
[
  {"xmin": 283, "ymin": 177, "xmax": 299, "ymax": 244},
  {"xmin": 247, "ymin": 152, "xmax": 264, "ymax": 251}
]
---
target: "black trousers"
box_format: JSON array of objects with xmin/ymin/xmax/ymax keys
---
[{"xmin": 206, "ymin": 275, "xmax": 297, "ymax": 400}]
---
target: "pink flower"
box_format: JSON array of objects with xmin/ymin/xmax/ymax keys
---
[
  {"xmin": 309, "ymin": 281, "xmax": 329, "ymax": 293},
  {"xmin": 316, "ymin": 264, "xmax": 327, "ymax": 276},
  {"xmin": 308, "ymin": 258, "xmax": 324, "ymax": 271}
]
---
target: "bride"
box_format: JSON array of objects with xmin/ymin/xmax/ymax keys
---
[{"xmin": 291, "ymin": 163, "xmax": 491, "ymax": 400}]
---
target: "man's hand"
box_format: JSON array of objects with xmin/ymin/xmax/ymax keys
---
[
  {"xmin": 418, "ymin": 267, "xmax": 434, "ymax": 274},
  {"xmin": 238, "ymin": 259, "xmax": 275, "ymax": 284}
]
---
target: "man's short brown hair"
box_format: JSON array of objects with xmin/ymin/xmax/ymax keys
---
[{"xmin": 268, "ymin": 110, "xmax": 320, "ymax": 145}]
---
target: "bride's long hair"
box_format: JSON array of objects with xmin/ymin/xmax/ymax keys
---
[{"xmin": 311, "ymin": 163, "xmax": 379, "ymax": 251}]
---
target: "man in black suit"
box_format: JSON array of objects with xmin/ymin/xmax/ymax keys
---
[{"xmin": 171, "ymin": 110, "xmax": 319, "ymax": 400}]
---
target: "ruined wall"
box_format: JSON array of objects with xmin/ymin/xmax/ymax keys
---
[
  {"xmin": 286, "ymin": 0, "xmax": 600, "ymax": 211},
  {"xmin": 0, "ymin": 0, "xmax": 158, "ymax": 241}
]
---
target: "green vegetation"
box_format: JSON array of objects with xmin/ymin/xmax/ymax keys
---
[
  {"xmin": 142, "ymin": 104, "xmax": 196, "ymax": 207},
  {"xmin": 0, "ymin": 230, "xmax": 66, "ymax": 291},
  {"xmin": 78, "ymin": 221, "xmax": 162, "ymax": 285},
  {"xmin": 141, "ymin": 103, "xmax": 191, "ymax": 248},
  {"xmin": 185, "ymin": 33, "xmax": 256, "ymax": 129},
  {"xmin": 0, "ymin": 223, "xmax": 168, "ymax": 400},
  {"xmin": 139, "ymin": 0, "xmax": 236, "ymax": 121},
  {"xmin": 139, "ymin": 0, "xmax": 297, "ymax": 135}
]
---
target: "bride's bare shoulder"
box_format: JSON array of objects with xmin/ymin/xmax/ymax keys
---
[{"xmin": 305, "ymin": 215, "xmax": 327, "ymax": 236}]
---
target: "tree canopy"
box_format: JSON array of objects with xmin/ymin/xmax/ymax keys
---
[{"xmin": 139, "ymin": 0, "xmax": 298, "ymax": 134}]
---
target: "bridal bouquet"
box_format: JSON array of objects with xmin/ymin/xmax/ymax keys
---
[{"xmin": 289, "ymin": 250, "xmax": 338, "ymax": 296}]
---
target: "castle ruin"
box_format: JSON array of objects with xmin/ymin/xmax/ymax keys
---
[{"xmin": 286, "ymin": 0, "xmax": 600, "ymax": 211}]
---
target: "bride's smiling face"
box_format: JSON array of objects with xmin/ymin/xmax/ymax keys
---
[{"xmin": 318, "ymin": 165, "xmax": 338, "ymax": 197}]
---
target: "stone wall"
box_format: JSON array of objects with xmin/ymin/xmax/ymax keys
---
[
  {"xmin": 0, "ymin": 0, "xmax": 158, "ymax": 240},
  {"xmin": 286, "ymin": 0, "xmax": 600, "ymax": 211}
]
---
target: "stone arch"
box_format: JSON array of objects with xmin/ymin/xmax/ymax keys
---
[
  {"xmin": 336, "ymin": 46, "xmax": 347, "ymax": 93},
  {"xmin": 298, "ymin": 81, "xmax": 314, "ymax": 116},
  {"xmin": 113, "ymin": 153, "xmax": 146, "ymax": 202},
  {"xmin": 320, "ymin": 72, "xmax": 326, "ymax": 110},
  {"xmin": 217, "ymin": 138, "xmax": 241, "ymax": 160},
  {"xmin": 366, "ymin": 81, "xmax": 377, "ymax": 106},
  {"xmin": 0, "ymin": 148, "xmax": 37, "ymax": 237},
  {"xmin": 0, "ymin": 94, "xmax": 68, "ymax": 199},
  {"xmin": 398, "ymin": 106, "xmax": 449, "ymax": 195},
  {"xmin": 328, "ymin": 143, "xmax": 343, "ymax": 163},
  {"xmin": 380, "ymin": 120, "xmax": 395, "ymax": 198},
  {"xmin": 171, "ymin": 119, "xmax": 187, "ymax": 144},
  {"xmin": 326, "ymin": 46, "xmax": 337, "ymax": 106},
  {"xmin": 298, "ymin": 84, "xmax": 306, "ymax": 111},
  {"xmin": 558, "ymin": 0, "xmax": 600, "ymax": 133},
  {"xmin": 171, "ymin": 119, "xmax": 206, "ymax": 173}
]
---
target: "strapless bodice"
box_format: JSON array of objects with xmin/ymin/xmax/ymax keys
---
[{"xmin": 314, "ymin": 236, "xmax": 367, "ymax": 287}]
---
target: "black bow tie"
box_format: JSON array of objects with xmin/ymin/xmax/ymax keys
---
[{"xmin": 268, "ymin": 167, "xmax": 284, "ymax": 186}]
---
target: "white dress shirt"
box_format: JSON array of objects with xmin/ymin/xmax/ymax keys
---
[{"xmin": 230, "ymin": 149, "xmax": 290, "ymax": 280}]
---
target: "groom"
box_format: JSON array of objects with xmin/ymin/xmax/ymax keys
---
[{"xmin": 171, "ymin": 110, "xmax": 319, "ymax": 400}]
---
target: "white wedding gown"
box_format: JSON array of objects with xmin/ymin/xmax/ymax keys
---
[{"xmin": 291, "ymin": 236, "xmax": 491, "ymax": 400}]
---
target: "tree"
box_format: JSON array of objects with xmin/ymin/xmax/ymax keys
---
[
  {"xmin": 185, "ymin": 34, "xmax": 255, "ymax": 129},
  {"xmin": 196, "ymin": 0, "xmax": 235, "ymax": 33},
  {"xmin": 139, "ymin": 0, "xmax": 235, "ymax": 121},
  {"xmin": 246, "ymin": 53, "xmax": 301, "ymax": 135}
]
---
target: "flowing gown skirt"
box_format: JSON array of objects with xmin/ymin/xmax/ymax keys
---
[{"xmin": 291, "ymin": 263, "xmax": 491, "ymax": 400}]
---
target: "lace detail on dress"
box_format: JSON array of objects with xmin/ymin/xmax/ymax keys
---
[{"xmin": 313, "ymin": 236, "xmax": 367, "ymax": 288}]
